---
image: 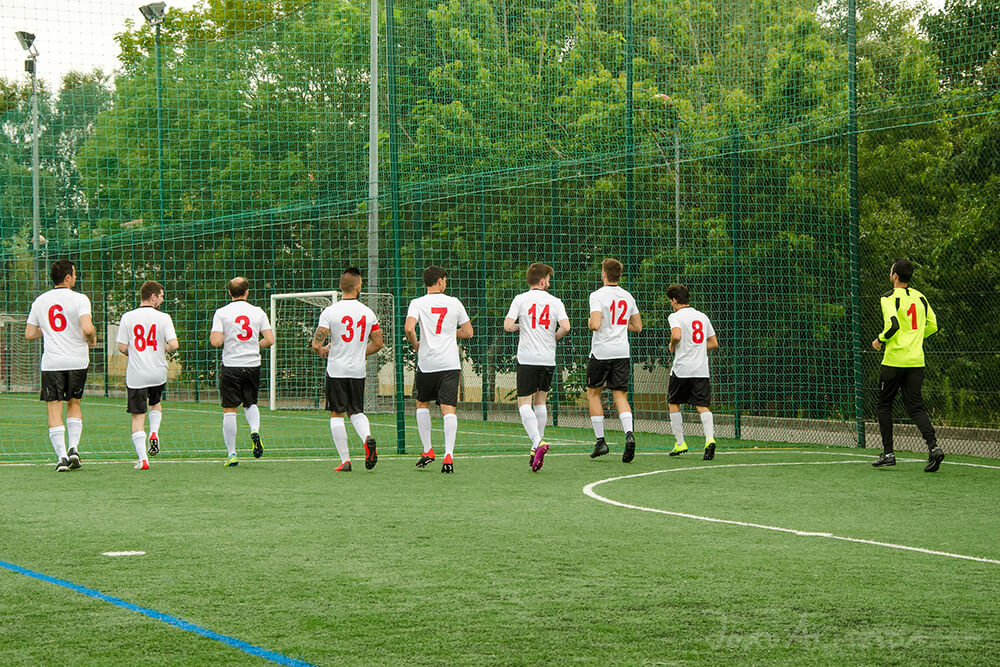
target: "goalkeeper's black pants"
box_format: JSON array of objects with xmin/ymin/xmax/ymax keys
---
[{"xmin": 876, "ymin": 365, "xmax": 937, "ymax": 454}]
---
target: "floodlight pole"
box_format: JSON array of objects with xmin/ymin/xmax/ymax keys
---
[
  {"xmin": 29, "ymin": 53, "xmax": 40, "ymax": 294},
  {"xmin": 154, "ymin": 21, "xmax": 166, "ymax": 282},
  {"xmin": 367, "ymin": 0, "xmax": 379, "ymax": 294}
]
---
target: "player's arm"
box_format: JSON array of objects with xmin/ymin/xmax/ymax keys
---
[
  {"xmin": 872, "ymin": 295, "xmax": 898, "ymax": 350},
  {"xmin": 588, "ymin": 312, "xmax": 602, "ymax": 331},
  {"xmin": 366, "ymin": 328, "xmax": 384, "ymax": 357},
  {"xmin": 457, "ymin": 320, "xmax": 474, "ymax": 339},
  {"xmin": 627, "ymin": 312, "xmax": 642, "ymax": 333},
  {"xmin": 555, "ymin": 318, "xmax": 570, "ymax": 340},
  {"xmin": 706, "ymin": 334, "xmax": 719, "ymax": 351},
  {"xmin": 117, "ymin": 341, "xmax": 129, "ymax": 356},
  {"xmin": 923, "ymin": 298, "xmax": 939, "ymax": 338},
  {"xmin": 166, "ymin": 338, "xmax": 179, "ymax": 353},
  {"xmin": 210, "ymin": 331, "xmax": 224, "ymax": 347},
  {"xmin": 669, "ymin": 326, "xmax": 682, "ymax": 353},
  {"xmin": 25, "ymin": 323, "xmax": 42, "ymax": 341},
  {"xmin": 312, "ymin": 326, "xmax": 331, "ymax": 357},
  {"xmin": 503, "ymin": 317, "xmax": 519, "ymax": 333},
  {"xmin": 80, "ymin": 314, "xmax": 97, "ymax": 347},
  {"xmin": 404, "ymin": 316, "xmax": 419, "ymax": 351},
  {"xmin": 259, "ymin": 328, "xmax": 275, "ymax": 349}
]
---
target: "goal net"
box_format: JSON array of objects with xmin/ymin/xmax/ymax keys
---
[
  {"xmin": 269, "ymin": 291, "xmax": 395, "ymax": 413},
  {"xmin": 0, "ymin": 313, "xmax": 39, "ymax": 394}
]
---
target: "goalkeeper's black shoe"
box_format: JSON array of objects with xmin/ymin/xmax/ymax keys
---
[
  {"xmin": 251, "ymin": 431, "xmax": 263, "ymax": 459},
  {"xmin": 590, "ymin": 438, "xmax": 609, "ymax": 459},
  {"xmin": 441, "ymin": 454, "xmax": 454, "ymax": 474},
  {"xmin": 924, "ymin": 447, "xmax": 945, "ymax": 473},
  {"xmin": 67, "ymin": 448, "xmax": 82, "ymax": 470},
  {"xmin": 872, "ymin": 452, "xmax": 896, "ymax": 467},
  {"xmin": 415, "ymin": 449, "xmax": 436, "ymax": 468},
  {"xmin": 364, "ymin": 436, "xmax": 378, "ymax": 470},
  {"xmin": 622, "ymin": 432, "xmax": 636, "ymax": 463}
]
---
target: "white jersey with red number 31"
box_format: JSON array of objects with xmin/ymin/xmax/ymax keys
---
[
  {"xmin": 27, "ymin": 288, "xmax": 92, "ymax": 371},
  {"xmin": 318, "ymin": 298, "xmax": 380, "ymax": 379},
  {"xmin": 505, "ymin": 289, "xmax": 567, "ymax": 366},
  {"xmin": 406, "ymin": 293, "xmax": 470, "ymax": 372},
  {"xmin": 668, "ymin": 306, "xmax": 716, "ymax": 378},
  {"xmin": 588, "ymin": 285, "xmax": 638, "ymax": 360},
  {"xmin": 116, "ymin": 306, "xmax": 177, "ymax": 388},
  {"xmin": 211, "ymin": 301, "xmax": 272, "ymax": 367}
]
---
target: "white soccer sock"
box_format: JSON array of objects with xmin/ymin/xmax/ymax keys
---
[
  {"xmin": 620, "ymin": 411, "xmax": 634, "ymax": 434},
  {"xmin": 591, "ymin": 416, "xmax": 605, "ymax": 439},
  {"xmin": 131, "ymin": 431, "xmax": 147, "ymax": 463},
  {"xmin": 349, "ymin": 413, "xmax": 371, "ymax": 443},
  {"xmin": 244, "ymin": 404, "xmax": 261, "ymax": 432},
  {"xmin": 148, "ymin": 409, "xmax": 162, "ymax": 436},
  {"xmin": 533, "ymin": 404, "xmax": 548, "ymax": 439},
  {"xmin": 66, "ymin": 417, "xmax": 82, "ymax": 450},
  {"xmin": 519, "ymin": 404, "xmax": 542, "ymax": 447},
  {"xmin": 49, "ymin": 426, "xmax": 67, "ymax": 461},
  {"xmin": 330, "ymin": 417, "xmax": 350, "ymax": 463},
  {"xmin": 700, "ymin": 411, "xmax": 715, "ymax": 442},
  {"xmin": 669, "ymin": 411, "xmax": 685, "ymax": 445},
  {"xmin": 416, "ymin": 408, "xmax": 433, "ymax": 453},
  {"xmin": 443, "ymin": 413, "xmax": 458, "ymax": 458},
  {"xmin": 222, "ymin": 413, "xmax": 238, "ymax": 456}
]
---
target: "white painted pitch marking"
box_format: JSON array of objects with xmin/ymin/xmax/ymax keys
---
[
  {"xmin": 102, "ymin": 551, "xmax": 146, "ymax": 557},
  {"xmin": 583, "ymin": 461, "xmax": 1000, "ymax": 566}
]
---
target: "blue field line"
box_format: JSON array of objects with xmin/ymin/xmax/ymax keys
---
[{"xmin": 0, "ymin": 559, "xmax": 315, "ymax": 667}]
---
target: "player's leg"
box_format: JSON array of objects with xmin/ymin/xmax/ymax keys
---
[
  {"xmin": 64, "ymin": 369, "xmax": 87, "ymax": 469},
  {"xmin": 608, "ymin": 360, "xmax": 635, "ymax": 463},
  {"xmin": 414, "ymin": 370, "xmax": 436, "ymax": 467},
  {"xmin": 530, "ymin": 385, "xmax": 552, "ymax": 472},
  {"xmin": 533, "ymin": 392, "xmax": 548, "ymax": 440},
  {"xmin": 241, "ymin": 367, "xmax": 263, "ymax": 458},
  {"xmin": 222, "ymin": 408, "xmax": 239, "ymax": 465},
  {"xmin": 439, "ymin": 371, "xmax": 460, "ymax": 473},
  {"xmin": 667, "ymin": 374, "xmax": 688, "ymax": 456},
  {"xmin": 900, "ymin": 368, "xmax": 944, "ymax": 472},
  {"xmin": 44, "ymin": 389, "xmax": 69, "ymax": 470},
  {"xmin": 219, "ymin": 367, "xmax": 240, "ymax": 465},
  {"xmin": 346, "ymin": 379, "xmax": 376, "ymax": 470},
  {"xmin": 586, "ymin": 357, "xmax": 610, "ymax": 458},
  {"xmin": 517, "ymin": 365, "xmax": 542, "ymax": 462},
  {"xmin": 147, "ymin": 384, "xmax": 164, "ymax": 456},
  {"xmin": 325, "ymin": 377, "xmax": 351, "ymax": 470},
  {"xmin": 127, "ymin": 388, "xmax": 149, "ymax": 469},
  {"xmin": 873, "ymin": 365, "xmax": 900, "ymax": 467},
  {"xmin": 694, "ymin": 379, "xmax": 715, "ymax": 460}
]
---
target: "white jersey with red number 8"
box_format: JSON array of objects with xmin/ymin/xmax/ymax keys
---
[
  {"xmin": 211, "ymin": 301, "xmax": 272, "ymax": 367},
  {"xmin": 668, "ymin": 306, "xmax": 716, "ymax": 378}
]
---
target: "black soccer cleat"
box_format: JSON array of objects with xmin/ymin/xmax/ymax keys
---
[
  {"xmin": 364, "ymin": 436, "xmax": 378, "ymax": 470},
  {"xmin": 251, "ymin": 432, "xmax": 263, "ymax": 459},
  {"xmin": 148, "ymin": 434, "xmax": 159, "ymax": 457},
  {"xmin": 703, "ymin": 441, "xmax": 716, "ymax": 461},
  {"xmin": 622, "ymin": 432, "xmax": 636, "ymax": 463},
  {"xmin": 872, "ymin": 452, "xmax": 896, "ymax": 468},
  {"xmin": 441, "ymin": 454, "xmax": 454, "ymax": 474},
  {"xmin": 67, "ymin": 448, "xmax": 81, "ymax": 470},
  {"xmin": 924, "ymin": 447, "xmax": 945, "ymax": 473},
  {"xmin": 415, "ymin": 451, "xmax": 436, "ymax": 468},
  {"xmin": 590, "ymin": 438, "xmax": 609, "ymax": 459},
  {"xmin": 55, "ymin": 457, "xmax": 70, "ymax": 472}
]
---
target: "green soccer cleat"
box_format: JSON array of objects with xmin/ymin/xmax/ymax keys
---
[
  {"xmin": 669, "ymin": 443, "xmax": 688, "ymax": 457},
  {"xmin": 224, "ymin": 454, "xmax": 239, "ymax": 467},
  {"xmin": 703, "ymin": 440, "xmax": 716, "ymax": 461}
]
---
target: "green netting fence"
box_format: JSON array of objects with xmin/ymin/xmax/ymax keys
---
[{"xmin": 1, "ymin": 0, "xmax": 998, "ymax": 461}]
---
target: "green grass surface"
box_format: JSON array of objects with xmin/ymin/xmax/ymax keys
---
[{"xmin": 2, "ymin": 448, "xmax": 999, "ymax": 665}]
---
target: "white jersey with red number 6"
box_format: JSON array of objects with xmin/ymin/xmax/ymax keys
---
[
  {"xmin": 668, "ymin": 306, "xmax": 716, "ymax": 378},
  {"xmin": 406, "ymin": 293, "xmax": 470, "ymax": 372},
  {"xmin": 27, "ymin": 288, "xmax": 92, "ymax": 371},
  {"xmin": 505, "ymin": 289, "xmax": 567, "ymax": 366},
  {"xmin": 116, "ymin": 306, "xmax": 177, "ymax": 388},
  {"xmin": 318, "ymin": 298, "xmax": 380, "ymax": 379},
  {"xmin": 589, "ymin": 285, "xmax": 638, "ymax": 360},
  {"xmin": 211, "ymin": 301, "xmax": 272, "ymax": 367}
]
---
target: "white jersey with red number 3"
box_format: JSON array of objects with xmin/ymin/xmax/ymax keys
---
[
  {"xmin": 668, "ymin": 306, "xmax": 716, "ymax": 378},
  {"xmin": 406, "ymin": 293, "xmax": 470, "ymax": 372},
  {"xmin": 589, "ymin": 285, "xmax": 638, "ymax": 360},
  {"xmin": 318, "ymin": 298, "xmax": 380, "ymax": 379},
  {"xmin": 505, "ymin": 289, "xmax": 567, "ymax": 366},
  {"xmin": 116, "ymin": 307, "xmax": 177, "ymax": 388},
  {"xmin": 27, "ymin": 288, "xmax": 92, "ymax": 371},
  {"xmin": 211, "ymin": 301, "xmax": 272, "ymax": 367}
]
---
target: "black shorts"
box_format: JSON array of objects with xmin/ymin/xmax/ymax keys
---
[
  {"xmin": 516, "ymin": 364, "xmax": 554, "ymax": 397},
  {"xmin": 326, "ymin": 376, "xmax": 365, "ymax": 414},
  {"xmin": 40, "ymin": 368, "xmax": 88, "ymax": 402},
  {"xmin": 127, "ymin": 384, "xmax": 165, "ymax": 414},
  {"xmin": 586, "ymin": 357, "xmax": 630, "ymax": 391},
  {"xmin": 219, "ymin": 365, "xmax": 261, "ymax": 409},
  {"xmin": 414, "ymin": 369, "xmax": 460, "ymax": 407},
  {"xmin": 667, "ymin": 374, "xmax": 712, "ymax": 407}
]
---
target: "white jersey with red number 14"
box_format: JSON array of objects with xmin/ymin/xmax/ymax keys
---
[
  {"xmin": 116, "ymin": 307, "xmax": 177, "ymax": 388},
  {"xmin": 589, "ymin": 285, "xmax": 638, "ymax": 360},
  {"xmin": 318, "ymin": 298, "xmax": 380, "ymax": 379},
  {"xmin": 406, "ymin": 293, "xmax": 470, "ymax": 372},
  {"xmin": 505, "ymin": 289, "xmax": 567, "ymax": 366},
  {"xmin": 27, "ymin": 288, "xmax": 92, "ymax": 371},
  {"xmin": 210, "ymin": 301, "xmax": 272, "ymax": 367},
  {"xmin": 668, "ymin": 306, "xmax": 716, "ymax": 378}
]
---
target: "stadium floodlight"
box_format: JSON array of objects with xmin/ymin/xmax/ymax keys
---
[
  {"xmin": 139, "ymin": 2, "xmax": 166, "ymax": 26},
  {"xmin": 15, "ymin": 31, "xmax": 37, "ymax": 55},
  {"xmin": 16, "ymin": 31, "xmax": 40, "ymax": 292}
]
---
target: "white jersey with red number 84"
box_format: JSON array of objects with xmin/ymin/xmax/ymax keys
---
[{"xmin": 117, "ymin": 306, "xmax": 177, "ymax": 388}]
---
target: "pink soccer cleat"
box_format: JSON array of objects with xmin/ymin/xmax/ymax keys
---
[{"xmin": 531, "ymin": 442, "xmax": 550, "ymax": 472}]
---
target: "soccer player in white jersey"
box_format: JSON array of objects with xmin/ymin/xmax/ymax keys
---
[
  {"xmin": 503, "ymin": 263, "xmax": 570, "ymax": 472},
  {"xmin": 404, "ymin": 265, "xmax": 474, "ymax": 473},
  {"xmin": 586, "ymin": 258, "xmax": 642, "ymax": 463},
  {"xmin": 210, "ymin": 277, "xmax": 274, "ymax": 466},
  {"xmin": 25, "ymin": 259, "xmax": 97, "ymax": 472},
  {"xmin": 116, "ymin": 281, "xmax": 179, "ymax": 470},
  {"xmin": 665, "ymin": 284, "xmax": 719, "ymax": 460},
  {"xmin": 312, "ymin": 268, "xmax": 385, "ymax": 472}
]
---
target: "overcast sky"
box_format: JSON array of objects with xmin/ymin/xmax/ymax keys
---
[{"xmin": 3, "ymin": 0, "xmax": 950, "ymax": 90}]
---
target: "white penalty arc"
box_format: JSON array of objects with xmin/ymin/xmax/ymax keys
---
[
  {"xmin": 583, "ymin": 460, "xmax": 1000, "ymax": 566},
  {"xmin": 102, "ymin": 551, "xmax": 146, "ymax": 557}
]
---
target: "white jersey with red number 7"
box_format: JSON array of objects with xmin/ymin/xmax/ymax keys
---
[{"xmin": 406, "ymin": 293, "xmax": 470, "ymax": 372}]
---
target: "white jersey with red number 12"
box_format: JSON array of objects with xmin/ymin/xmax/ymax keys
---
[
  {"xmin": 318, "ymin": 298, "xmax": 380, "ymax": 379},
  {"xmin": 588, "ymin": 285, "xmax": 638, "ymax": 360},
  {"xmin": 211, "ymin": 301, "xmax": 272, "ymax": 367},
  {"xmin": 406, "ymin": 293, "xmax": 470, "ymax": 372},
  {"xmin": 668, "ymin": 306, "xmax": 716, "ymax": 378},
  {"xmin": 26, "ymin": 288, "xmax": 92, "ymax": 371},
  {"xmin": 505, "ymin": 289, "xmax": 567, "ymax": 366},
  {"xmin": 116, "ymin": 307, "xmax": 177, "ymax": 388}
]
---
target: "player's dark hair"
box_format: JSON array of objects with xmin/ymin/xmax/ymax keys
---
[
  {"xmin": 423, "ymin": 265, "xmax": 448, "ymax": 287},
  {"xmin": 141, "ymin": 280, "xmax": 165, "ymax": 302},
  {"xmin": 666, "ymin": 284, "xmax": 690, "ymax": 305},
  {"xmin": 602, "ymin": 258, "xmax": 623, "ymax": 283},
  {"xmin": 228, "ymin": 276, "xmax": 249, "ymax": 298},
  {"xmin": 340, "ymin": 267, "xmax": 362, "ymax": 294},
  {"xmin": 50, "ymin": 259, "xmax": 75, "ymax": 285},
  {"xmin": 526, "ymin": 262, "xmax": 553, "ymax": 286},
  {"xmin": 891, "ymin": 258, "xmax": 914, "ymax": 283}
]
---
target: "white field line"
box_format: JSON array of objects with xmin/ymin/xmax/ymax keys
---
[{"xmin": 583, "ymin": 461, "xmax": 1000, "ymax": 565}]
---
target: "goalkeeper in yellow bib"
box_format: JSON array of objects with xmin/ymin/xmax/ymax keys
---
[{"xmin": 871, "ymin": 259, "xmax": 944, "ymax": 472}]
